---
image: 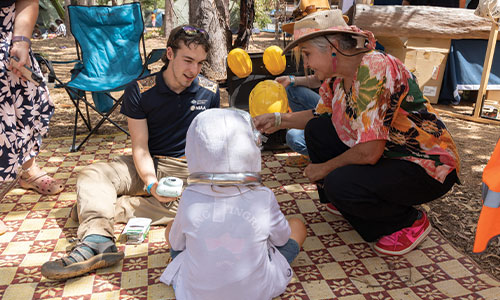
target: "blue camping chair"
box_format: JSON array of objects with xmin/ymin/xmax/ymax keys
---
[{"xmin": 48, "ymin": 3, "xmax": 165, "ymax": 151}]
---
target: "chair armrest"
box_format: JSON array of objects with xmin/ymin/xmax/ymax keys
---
[
  {"xmin": 146, "ymin": 48, "xmax": 166, "ymax": 66},
  {"xmin": 138, "ymin": 48, "xmax": 166, "ymax": 78},
  {"xmin": 50, "ymin": 59, "xmax": 81, "ymax": 64},
  {"xmin": 34, "ymin": 53, "xmax": 83, "ymax": 87}
]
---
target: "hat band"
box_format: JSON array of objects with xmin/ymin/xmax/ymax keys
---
[{"xmin": 292, "ymin": 5, "xmax": 330, "ymax": 21}]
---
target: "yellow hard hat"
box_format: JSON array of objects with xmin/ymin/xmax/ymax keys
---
[
  {"xmin": 263, "ymin": 46, "xmax": 286, "ymax": 76},
  {"xmin": 249, "ymin": 80, "xmax": 288, "ymax": 118},
  {"xmin": 227, "ymin": 48, "xmax": 252, "ymax": 78}
]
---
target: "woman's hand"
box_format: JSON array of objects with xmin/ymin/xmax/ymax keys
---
[
  {"xmin": 150, "ymin": 182, "xmax": 178, "ymax": 203},
  {"xmin": 253, "ymin": 113, "xmax": 280, "ymax": 134},
  {"xmin": 9, "ymin": 41, "xmax": 31, "ymax": 80},
  {"xmin": 275, "ymin": 75, "xmax": 291, "ymax": 88},
  {"xmin": 304, "ymin": 163, "xmax": 330, "ymax": 183}
]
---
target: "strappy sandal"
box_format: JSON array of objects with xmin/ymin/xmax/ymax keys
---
[
  {"xmin": 0, "ymin": 220, "xmax": 6, "ymax": 236},
  {"xmin": 285, "ymin": 155, "xmax": 310, "ymax": 168},
  {"xmin": 41, "ymin": 240, "xmax": 124, "ymax": 280},
  {"xmin": 19, "ymin": 168, "xmax": 64, "ymax": 195}
]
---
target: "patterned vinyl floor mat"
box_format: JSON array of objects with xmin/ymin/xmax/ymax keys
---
[{"xmin": 0, "ymin": 134, "xmax": 499, "ymax": 300}]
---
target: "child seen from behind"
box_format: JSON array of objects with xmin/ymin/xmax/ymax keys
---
[{"xmin": 160, "ymin": 108, "xmax": 306, "ymax": 300}]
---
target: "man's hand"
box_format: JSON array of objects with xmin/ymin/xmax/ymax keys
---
[
  {"xmin": 275, "ymin": 75, "xmax": 291, "ymax": 88},
  {"xmin": 150, "ymin": 182, "xmax": 178, "ymax": 203},
  {"xmin": 304, "ymin": 163, "xmax": 330, "ymax": 183}
]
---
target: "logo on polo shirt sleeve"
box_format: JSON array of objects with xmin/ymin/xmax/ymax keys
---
[
  {"xmin": 198, "ymin": 76, "xmax": 218, "ymax": 94},
  {"xmin": 137, "ymin": 75, "xmax": 156, "ymax": 93}
]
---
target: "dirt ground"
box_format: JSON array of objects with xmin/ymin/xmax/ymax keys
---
[{"xmin": 32, "ymin": 31, "xmax": 500, "ymax": 280}]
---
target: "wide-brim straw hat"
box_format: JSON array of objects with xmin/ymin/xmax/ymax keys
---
[{"xmin": 282, "ymin": 9, "xmax": 371, "ymax": 54}]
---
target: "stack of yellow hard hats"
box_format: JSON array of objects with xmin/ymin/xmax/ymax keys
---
[
  {"xmin": 227, "ymin": 48, "xmax": 252, "ymax": 78},
  {"xmin": 249, "ymin": 80, "xmax": 288, "ymax": 118}
]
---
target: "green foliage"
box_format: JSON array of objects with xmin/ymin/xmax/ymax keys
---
[
  {"xmin": 230, "ymin": 0, "xmax": 276, "ymax": 30},
  {"xmin": 229, "ymin": 0, "xmax": 240, "ymax": 30},
  {"xmin": 94, "ymin": 0, "xmax": 165, "ymax": 9},
  {"xmin": 50, "ymin": 0, "xmax": 65, "ymax": 19},
  {"xmin": 140, "ymin": 0, "xmax": 165, "ymax": 10},
  {"xmin": 255, "ymin": 0, "xmax": 274, "ymax": 29}
]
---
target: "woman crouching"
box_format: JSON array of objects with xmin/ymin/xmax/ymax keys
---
[{"xmin": 254, "ymin": 9, "xmax": 460, "ymax": 256}]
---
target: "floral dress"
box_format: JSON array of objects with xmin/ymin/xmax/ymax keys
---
[
  {"xmin": 316, "ymin": 50, "xmax": 460, "ymax": 183},
  {"xmin": 0, "ymin": 3, "xmax": 54, "ymax": 181}
]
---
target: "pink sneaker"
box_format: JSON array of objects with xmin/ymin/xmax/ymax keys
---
[
  {"xmin": 326, "ymin": 203, "xmax": 342, "ymax": 216},
  {"xmin": 374, "ymin": 211, "xmax": 431, "ymax": 256}
]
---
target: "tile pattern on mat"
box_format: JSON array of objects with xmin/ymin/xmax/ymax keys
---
[{"xmin": 0, "ymin": 134, "xmax": 499, "ymax": 300}]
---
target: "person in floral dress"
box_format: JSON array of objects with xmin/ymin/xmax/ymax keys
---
[
  {"xmin": 0, "ymin": 0, "xmax": 64, "ymax": 234},
  {"xmin": 254, "ymin": 9, "xmax": 460, "ymax": 256}
]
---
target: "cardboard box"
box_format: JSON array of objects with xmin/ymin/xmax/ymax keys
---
[
  {"xmin": 377, "ymin": 37, "xmax": 451, "ymax": 104},
  {"xmin": 486, "ymin": 90, "xmax": 500, "ymax": 101}
]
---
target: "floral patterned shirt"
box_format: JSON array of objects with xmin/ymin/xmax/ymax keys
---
[{"xmin": 316, "ymin": 51, "xmax": 460, "ymax": 183}]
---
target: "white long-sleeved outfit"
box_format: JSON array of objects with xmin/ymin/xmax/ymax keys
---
[{"xmin": 160, "ymin": 109, "xmax": 294, "ymax": 300}]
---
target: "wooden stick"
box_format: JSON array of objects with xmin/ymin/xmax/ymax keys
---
[
  {"xmin": 474, "ymin": 19, "xmax": 500, "ymax": 119},
  {"xmin": 435, "ymin": 108, "xmax": 500, "ymax": 126}
]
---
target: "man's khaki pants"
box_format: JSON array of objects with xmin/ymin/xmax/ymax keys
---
[{"xmin": 75, "ymin": 155, "xmax": 188, "ymax": 240}]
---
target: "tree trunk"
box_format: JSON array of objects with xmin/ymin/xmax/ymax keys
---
[
  {"xmin": 76, "ymin": 0, "xmax": 94, "ymax": 5},
  {"xmin": 274, "ymin": 0, "xmax": 286, "ymax": 41},
  {"xmin": 217, "ymin": 0, "xmax": 233, "ymax": 52},
  {"xmin": 353, "ymin": 4, "xmax": 497, "ymax": 40},
  {"xmin": 189, "ymin": 0, "xmax": 229, "ymax": 80},
  {"xmin": 274, "ymin": 0, "xmax": 279, "ymax": 41},
  {"xmin": 233, "ymin": 0, "xmax": 255, "ymax": 49},
  {"xmin": 50, "ymin": 0, "xmax": 65, "ymax": 19},
  {"xmin": 164, "ymin": 0, "xmax": 174, "ymax": 39},
  {"xmin": 65, "ymin": 0, "xmax": 72, "ymax": 34}
]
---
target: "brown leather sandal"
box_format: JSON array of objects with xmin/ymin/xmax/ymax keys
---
[
  {"xmin": 41, "ymin": 240, "xmax": 124, "ymax": 280},
  {"xmin": 19, "ymin": 170, "xmax": 64, "ymax": 195}
]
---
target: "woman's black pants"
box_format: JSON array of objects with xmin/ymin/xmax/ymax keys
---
[{"xmin": 304, "ymin": 115, "xmax": 458, "ymax": 242}]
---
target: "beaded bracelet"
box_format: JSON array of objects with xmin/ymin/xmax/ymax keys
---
[{"xmin": 12, "ymin": 36, "xmax": 31, "ymax": 47}]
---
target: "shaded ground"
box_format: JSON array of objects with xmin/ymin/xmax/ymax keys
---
[{"xmin": 32, "ymin": 31, "xmax": 500, "ymax": 280}]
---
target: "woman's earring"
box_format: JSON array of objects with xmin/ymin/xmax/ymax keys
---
[{"xmin": 332, "ymin": 52, "xmax": 336, "ymax": 57}]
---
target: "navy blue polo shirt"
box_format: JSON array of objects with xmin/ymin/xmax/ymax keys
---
[{"xmin": 121, "ymin": 68, "xmax": 220, "ymax": 157}]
